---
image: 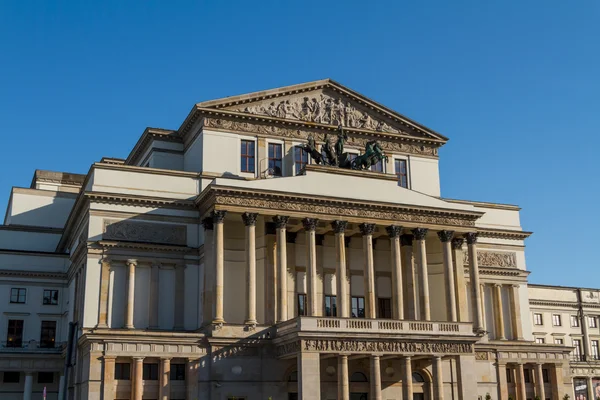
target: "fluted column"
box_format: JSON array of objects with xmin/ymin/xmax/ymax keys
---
[
  {"xmin": 338, "ymin": 354, "xmax": 349, "ymax": 400},
  {"xmin": 242, "ymin": 212, "xmax": 258, "ymax": 326},
  {"xmin": 212, "ymin": 210, "xmax": 227, "ymax": 325},
  {"xmin": 412, "ymin": 228, "xmax": 430, "ymax": 321},
  {"xmin": 125, "ymin": 259, "xmax": 137, "ymax": 329},
  {"xmin": 133, "ymin": 357, "xmax": 144, "ymax": 400},
  {"xmin": 149, "ymin": 262, "xmax": 160, "ymax": 329},
  {"xmin": 432, "ymin": 355, "xmax": 444, "ymax": 400},
  {"xmin": 303, "ymin": 218, "xmax": 319, "ymax": 317},
  {"xmin": 98, "ymin": 258, "xmax": 111, "ymax": 328},
  {"xmin": 201, "ymin": 217, "xmax": 214, "ymax": 325},
  {"xmin": 274, "ymin": 216, "xmax": 289, "ymax": 322},
  {"xmin": 387, "ymin": 225, "xmax": 404, "ymax": 320},
  {"xmin": 515, "ymin": 363, "xmax": 526, "ymax": 400},
  {"xmin": 370, "ymin": 355, "xmax": 382, "ymax": 400},
  {"xmin": 402, "ymin": 356, "xmax": 413, "ymax": 400},
  {"xmin": 466, "ymin": 232, "xmax": 484, "ymax": 333},
  {"xmin": 332, "ymin": 221, "xmax": 349, "ymax": 318},
  {"xmin": 438, "ymin": 230, "xmax": 457, "ymax": 322},
  {"xmin": 451, "ymin": 238, "xmax": 469, "ymax": 322},
  {"xmin": 102, "ymin": 356, "xmax": 116, "ymax": 400},
  {"xmin": 401, "ymin": 234, "xmax": 417, "ymax": 320},
  {"xmin": 493, "ymin": 284, "xmax": 506, "ymax": 340},
  {"xmin": 23, "ymin": 372, "xmax": 33, "ymax": 400},
  {"xmin": 535, "ymin": 363, "xmax": 545, "ymax": 400},
  {"xmin": 360, "ymin": 223, "xmax": 377, "ymax": 319},
  {"xmin": 159, "ymin": 358, "xmax": 171, "ymax": 400},
  {"xmin": 509, "ymin": 284, "xmax": 524, "ymax": 340}
]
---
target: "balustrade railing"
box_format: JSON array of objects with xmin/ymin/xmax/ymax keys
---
[{"xmin": 0, "ymin": 340, "xmax": 65, "ymax": 353}]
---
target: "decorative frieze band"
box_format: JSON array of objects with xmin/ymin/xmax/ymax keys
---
[
  {"xmin": 103, "ymin": 219, "xmax": 187, "ymax": 246},
  {"xmin": 463, "ymin": 250, "xmax": 517, "ymax": 268}
]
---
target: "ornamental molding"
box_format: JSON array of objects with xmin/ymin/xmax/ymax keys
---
[
  {"xmin": 0, "ymin": 269, "xmax": 67, "ymax": 280},
  {"xmin": 276, "ymin": 339, "xmax": 473, "ymax": 358},
  {"xmin": 87, "ymin": 192, "xmax": 195, "ymax": 210},
  {"xmin": 475, "ymin": 351, "xmax": 489, "ymax": 360},
  {"xmin": 103, "ymin": 219, "xmax": 187, "ymax": 246},
  {"xmin": 198, "ymin": 187, "xmax": 482, "ymax": 229},
  {"xmin": 528, "ymin": 300, "xmax": 582, "ymax": 309},
  {"xmin": 202, "ymin": 114, "xmax": 440, "ymax": 158},
  {"xmin": 463, "ymin": 250, "xmax": 517, "ymax": 268}
]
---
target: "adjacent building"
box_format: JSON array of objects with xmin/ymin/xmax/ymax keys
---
[{"xmin": 0, "ymin": 79, "xmax": 591, "ymax": 400}]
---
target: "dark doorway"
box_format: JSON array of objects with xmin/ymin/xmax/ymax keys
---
[
  {"xmin": 351, "ymin": 393, "xmax": 368, "ymax": 400},
  {"xmin": 414, "ymin": 393, "xmax": 425, "ymax": 400},
  {"xmin": 288, "ymin": 394, "xmax": 298, "ymax": 400}
]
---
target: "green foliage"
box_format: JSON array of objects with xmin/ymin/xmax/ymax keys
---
[
  {"xmin": 485, "ymin": 393, "xmax": 492, "ymax": 400},
  {"xmin": 534, "ymin": 396, "xmax": 541, "ymax": 400},
  {"xmin": 563, "ymin": 395, "xmax": 570, "ymax": 400}
]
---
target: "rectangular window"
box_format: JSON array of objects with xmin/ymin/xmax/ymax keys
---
[
  {"xmin": 573, "ymin": 339, "xmax": 582, "ymax": 361},
  {"xmin": 40, "ymin": 321, "xmax": 57, "ymax": 348},
  {"xmin": 10, "ymin": 288, "xmax": 26, "ymax": 304},
  {"xmin": 378, "ymin": 298, "xmax": 392, "ymax": 319},
  {"xmin": 170, "ymin": 364, "xmax": 186, "ymax": 380},
  {"xmin": 3, "ymin": 371, "xmax": 19, "ymax": 383},
  {"xmin": 554, "ymin": 338, "xmax": 564, "ymax": 345},
  {"xmin": 533, "ymin": 313, "xmax": 543, "ymax": 325},
  {"xmin": 325, "ymin": 295, "xmax": 337, "ymax": 317},
  {"xmin": 142, "ymin": 363, "xmax": 158, "ymax": 380},
  {"xmin": 370, "ymin": 158, "xmax": 384, "ymax": 173},
  {"xmin": 43, "ymin": 289, "xmax": 59, "ymax": 305},
  {"xmin": 294, "ymin": 147, "xmax": 309, "ymax": 175},
  {"xmin": 38, "ymin": 372, "xmax": 54, "ymax": 384},
  {"xmin": 297, "ymin": 294, "xmax": 307, "ymax": 316},
  {"xmin": 542, "ymin": 369, "xmax": 549, "ymax": 383},
  {"xmin": 351, "ymin": 296, "xmax": 365, "ymax": 318},
  {"xmin": 535, "ymin": 338, "xmax": 545, "ymax": 344},
  {"xmin": 506, "ymin": 368, "xmax": 512, "ymax": 383},
  {"xmin": 571, "ymin": 315, "xmax": 580, "ymax": 327},
  {"xmin": 268, "ymin": 143, "xmax": 283, "ymax": 176},
  {"xmin": 592, "ymin": 340, "xmax": 599, "ymax": 360},
  {"xmin": 240, "ymin": 140, "xmax": 255, "ymax": 173},
  {"xmin": 590, "ymin": 316, "xmax": 597, "ymax": 328},
  {"xmin": 524, "ymin": 368, "xmax": 531, "ymax": 383},
  {"xmin": 6, "ymin": 319, "xmax": 23, "ymax": 347},
  {"xmin": 115, "ymin": 363, "xmax": 131, "ymax": 380},
  {"xmin": 552, "ymin": 314, "xmax": 562, "ymax": 326},
  {"xmin": 395, "ymin": 159, "xmax": 408, "ymax": 188}
]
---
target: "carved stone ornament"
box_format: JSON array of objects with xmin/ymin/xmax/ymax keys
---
[
  {"xmin": 276, "ymin": 339, "xmax": 473, "ymax": 357},
  {"xmin": 211, "ymin": 210, "xmax": 227, "ymax": 224},
  {"xmin": 475, "ymin": 351, "xmax": 489, "ymax": 361},
  {"xmin": 302, "ymin": 218, "xmax": 318, "ymax": 232},
  {"xmin": 451, "ymin": 237, "xmax": 464, "ymax": 250},
  {"xmin": 241, "ymin": 212, "xmax": 258, "ymax": 226},
  {"xmin": 437, "ymin": 230, "xmax": 454, "ymax": 243},
  {"xmin": 331, "ymin": 220, "xmax": 348, "ymax": 234},
  {"xmin": 386, "ymin": 225, "xmax": 402, "ymax": 238},
  {"xmin": 203, "ymin": 117, "xmax": 439, "ymax": 158},
  {"xmin": 400, "ymin": 234, "xmax": 414, "ymax": 247},
  {"xmin": 464, "ymin": 250, "xmax": 517, "ymax": 268},
  {"xmin": 273, "ymin": 215, "xmax": 289, "ymax": 229},
  {"xmin": 412, "ymin": 228, "xmax": 428, "ymax": 241},
  {"xmin": 465, "ymin": 232, "xmax": 478, "ymax": 245},
  {"xmin": 201, "ymin": 217, "xmax": 214, "ymax": 231},
  {"xmin": 212, "ymin": 344, "xmax": 258, "ymax": 361},
  {"xmin": 103, "ymin": 220, "xmax": 187, "ymax": 246},
  {"xmin": 359, "ymin": 223, "xmax": 376, "ymax": 236}
]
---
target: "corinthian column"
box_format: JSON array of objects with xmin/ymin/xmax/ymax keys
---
[
  {"xmin": 412, "ymin": 228, "xmax": 430, "ymax": 321},
  {"xmin": 212, "ymin": 210, "xmax": 227, "ymax": 325},
  {"xmin": 401, "ymin": 234, "xmax": 417, "ymax": 320},
  {"xmin": 242, "ymin": 212, "xmax": 258, "ymax": 327},
  {"xmin": 332, "ymin": 220, "xmax": 349, "ymax": 318},
  {"xmin": 438, "ymin": 230, "xmax": 457, "ymax": 322},
  {"xmin": 303, "ymin": 218, "xmax": 319, "ymax": 317},
  {"xmin": 451, "ymin": 238, "xmax": 469, "ymax": 322},
  {"xmin": 274, "ymin": 216, "xmax": 289, "ymax": 322},
  {"xmin": 360, "ymin": 223, "xmax": 377, "ymax": 319},
  {"xmin": 386, "ymin": 225, "xmax": 404, "ymax": 320},
  {"xmin": 125, "ymin": 259, "xmax": 137, "ymax": 329},
  {"xmin": 466, "ymin": 232, "xmax": 484, "ymax": 333}
]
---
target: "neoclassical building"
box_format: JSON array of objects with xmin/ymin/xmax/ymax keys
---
[{"xmin": 0, "ymin": 79, "xmax": 584, "ymax": 400}]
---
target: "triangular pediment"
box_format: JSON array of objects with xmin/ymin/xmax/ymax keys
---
[{"xmin": 197, "ymin": 79, "xmax": 447, "ymax": 141}]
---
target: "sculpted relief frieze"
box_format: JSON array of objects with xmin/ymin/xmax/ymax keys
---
[
  {"xmin": 103, "ymin": 219, "xmax": 187, "ymax": 246},
  {"xmin": 276, "ymin": 339, "xmax": 473, "ymax": 357},
  {"xmin": 463, "ymin": 250, "xmax": 517, "ymax": 268},
  {"xmin": 203, "ymin": 117, "xmax": 439, "ymax": 157}
]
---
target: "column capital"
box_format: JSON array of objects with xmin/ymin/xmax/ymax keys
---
[
  {"xmin": 241, "ymin": 212, "xmax": 258, "ymax": 226},
  {"xmin": 437, "ymin": 230, "xmax": 455, "ymax": 242},
  {"xmin": 359, "ymin": 223, "xmax": 376, "ymax": 236},
  {"xmin": 493, "ymin": 283, "xmax": 502, "ymax": 288},
  {"xmin": 160, "ymin": 357, "xmax": 173, "ymax": 361},
  {"xmin": 451, "ymin": 237, "xmax": 465, "ymax": 250},
  {"xmin": 101, "ymin": 257, "xmax": 111, "ymax": 264},
  {"xmin": 400, "ymin": 234, "xmax": 413, "ymax": 247},
  {"xmin": 126, "ymin": 259, "xmax": 138, "ymax": 266},
  {"xmin": 465, "ymin": 232, "xmax": 478, "ymax": 244},
  {"xmin": 273, "ymin": 215, "xmax": 289, "ymax": 229},
  {"xmin": 386, "ymin": 225, "xmax": 402, "ymax": 238},
  {"xmin": 133, "ymin": 356, "xmax": 145, "ymax": 361},
  {"xmin": 211, "ymin": 210, "xmax": 227, "ymax": 223},
  {"xmin": 201, "ymin": 216, "xmax": 214, "ymax": 230},
  {"xmin": 331, "ymin": 220, "xmax": 348, "ymax": 234},
  {"xmin": 412, "ymin": 228, "xmax": 428, "ymax": 240},
  {"xmin": 432, "ymin": 354, "xmax": 443, "ymax": 360},
  {"xmin": 302, "ymin": 217, "xmax": 319, "ymax": 232},
  {"xmin": 103, "ymin": 355, "xmax": 117, "ymax": 360}
]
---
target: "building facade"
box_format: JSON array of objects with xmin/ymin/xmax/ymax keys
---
[{"xmin": 0, "ymin": 79, "xmax": 584, "ymax": 400}]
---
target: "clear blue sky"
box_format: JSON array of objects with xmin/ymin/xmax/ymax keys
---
[{"xmin": 1, "ymin": 1, "xmax": 598, "ymax": 287}]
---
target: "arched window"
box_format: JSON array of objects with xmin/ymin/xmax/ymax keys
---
[
  {"xmin": 288, "ymin": 371, "xmax": 298, "ymax": 382},
  {"xmin": 350, "ymin": 372, "xmax": 369, "ymax": 382},
  {"xmin": 412, "ymin": 372, "xmax": 425, "ymax": 383}
]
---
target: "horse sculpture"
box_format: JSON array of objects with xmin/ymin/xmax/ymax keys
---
[{"xmin": 351, "ymin": 140, "xmax": 387, "ymax": 170}]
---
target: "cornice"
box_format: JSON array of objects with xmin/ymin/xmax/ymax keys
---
[
  {"xmin": 126, "ymin": 127, "xmax": 182, "ymax": 166},
  {"xmin": 0, "ymin": 225, "xmax": 64, "ymax": 234},
  {"xmin": 86, "ymin": 192, "xmax": 196, "ymax": 210},
  {"xmin": 0, "ymin": 249, "xmax": 68, "ymax": 257},
  {"xmin": 442, "ymin": 198, "xmax": 521, "ymax": 211},
  {"xmin": 94, "ymin": 240, "xmax": 195, "ymax": 253},
  {"xmin": 476, "ymin": 266, "xmax": 530, "ymax": 278},
  {"xmin": 477, "ymin": 228, "xmax": 532, "ymax": 240},
  {"xmin": 528, "ymin": 299, "xmax": 583, "ymax": 309},
  {"xmin": 0, "ymin": 269, "xmax": 67, "ymax": 280},
  {"xmin": 302, "ymin": 164, "xmax": 398, "ymax": 182}
]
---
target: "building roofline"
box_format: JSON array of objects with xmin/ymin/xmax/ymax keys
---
[
  {"xmin": 528, "ymin": 283, "xmax": 600, "ymax": 292},
  {"xmin": 442, "ymin": 198, "xmax": 521, "ymax": 211},
  {"xmin": 125, "ymin": 127, "xmax": 181, "ymax": 166}
]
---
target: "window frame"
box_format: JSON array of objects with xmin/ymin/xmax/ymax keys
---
[
  {"xmin": 554, "ymin": 338, "xmax": 564, "ymax": 345},
  {"xmin": 297, "ymin": 293, "xmax": 307, "ymax": 317},
  {"xmin": 40, "ymin": 320, "xmax": 57, "ymax": 348},
  {"xmin": 552, "ymin": 314, "xmax": 562, "ymax": 326},
  {"xmin": 592, "ymin": 340, "xmax": 599, "ymax": 360},
  {"xmin": 170, "ymin": 363, "xmax": 186, "ymax": 381},
  {"xmin": 377, "ymin": 297, "xmax": 392, "ymax": 319},
  {"xmin": 533, "ymin": 313, "xmax": 543, "ymax": 326},
  {"xmin": 589, "ymin": 316, "xmax": 597, "ymax": 328},
  {"xmin": 10, "ymin": 288, "xmax": 26, "ymax": 304},
  {"xmin": 6, "ymin": 319, "xmax": 24, "ymax": 347},
  {"xmin": 535, "ymin": 337, "xmax": 545, "ymax": 344},
  {"xmin": 115, "ymin": 363, "xmax": 131, "ymax": 380},
  {"xmin": 142, "ymin": 363, "xmax": 159, "ymax": 380},
  {"xmin": 370, "ymin": 157, "xmax": 385, "ymax": 173},
  {"xmin": 394, "ymin": 158, "xmax": 409, "ymax": 188},
  {"xmin": 240, "ymin": 139, "xmax": 256, "ymax": 174},
  {"xmin": 351, "ymin": 296, "xmax": 365, "ymax": 318},
  {"xmin": 43, "ymin": 289, "xmax": 59, "ymax": 305},
  {"xmin": 571, "ymin": 315, "xmax": 580, "ymax": 327},
  {"xmin": 324, "ymin": 295, "xmax": 337, "ymax": 317},
  {"xmin": 573, "ymin": 339, "xmax": 583, "ymax": 361},
  {"xmin": 267, "ymin": 142, "xmax": 283, "ymax": 177},
  {"xmin": 294, "ymin": 146, "xmax": 309, "ymax": 175}
]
